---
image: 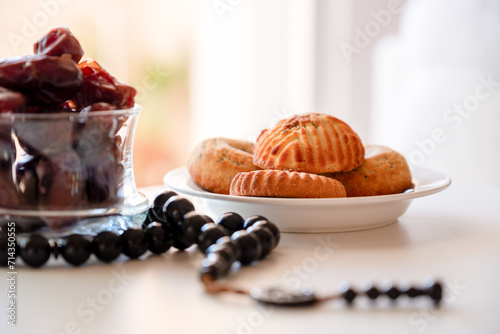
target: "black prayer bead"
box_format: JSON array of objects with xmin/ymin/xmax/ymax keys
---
[
  {"xmin": 206, "ymin": 242, "xmax": 239, "ymax": 267},
  {"xmin": 19, "ymin": 234, "xmax": 51, "ymax": 267},
  {"xmin": 217, "ymin": 212, "xmax": 244, "ymax": 235},
  {"xmin": 120, "ymin": 229, "xmax": 148, "ymax": 259},
  {"xmin": 166, "ymin": 223, "xmax": 193, "ymax": 251},
  {"xmin": 246, "ymin": 225, "xmax": 275, "ymax": 259},
  {"xmin": 210, "ymin": 236, "xmax": 242, "ymax": 261},
  {"xmin": 181, "ymin": 212, "xmax": 214, "ymax": 245},
  {"xmin": 242, "ymin": 215, "xmax": 268, "ymax": 229},
  {"xmin": 161, "ymin": 196, "xmax": 194, "ymax": 225},
  {"xmin": 172, "ymin": 239, "xmax": 193, "ymax": 251},
  {"xmin": 403, "ymin": 286, "xmax": 421, "ymax": 298},
  {"xmin": 60, "ymin": 234, "xmax": 91, "ymax": 266},
  {"xmin": 159, "ymin": 211, "xmax": 196, "ymax": 251},
  {"xmin": 143, "ymin": 209, "xmax": 155, "ymax": 228},
  {"xmin": 364, "ymin": 285, "xmax": 380, "ymax": 300},
  {"xmin": 198, "ymin": 224, "xmax": 228, "ymax": 253},
  {"xmin": 231, "ymin": 230, "xmax": 262, "ymax": 265},
  {"xmin": 151, "ymin": 190, "xmax": 178, "ymax": 222},
  {"xmin": 145, "ymin": 223, "xmax": 173, "ymax": 254},
  {"xmin": 249, "ymin": 220, "xmax": 280, "ymax": 246},
  {"xmin": 91, "ymin": 231, "xmax": 122, "ymax": 263},
  {"xmin": 423, "ymin": 281, "xmax": 443, "ymax": 306},
  {"xmin": 340, "ymin": 286, "xmax": 357, "ymax": 305},
  {"xmin": 200, "ymin": 252, "xmax": 232, "ymax": 279},
  {"xmin": 385, "ymin": 285, "xmax": 401, "ymax": 300},
  {"xmin": 200, "ymin": 263, "xmax": 218, "ymax": 280}
]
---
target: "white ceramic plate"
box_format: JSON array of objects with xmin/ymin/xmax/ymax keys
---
[{"xmin": 164, "ymin": 167, "xmax": 451, "ymax": 233}]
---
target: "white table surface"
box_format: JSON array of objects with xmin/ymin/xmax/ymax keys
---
[{"xmin": 1, "ymin": 180, "xmax": 500, "ymax": 334}]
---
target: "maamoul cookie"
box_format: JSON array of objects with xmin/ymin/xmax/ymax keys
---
[
  {"xmin": 187, "ymin": 138, "xmax": 260, "ymax": 194},
  {"xmin": 253, "ymin": 113, "xmax": 364, "ymax": 174},
  {"xmin": 328, "ymin": 145, "xmax": 412, "ymax": 197},
  {"xmin": 230, "ymin": 170, "xmax": 346, "ymax": 198}
]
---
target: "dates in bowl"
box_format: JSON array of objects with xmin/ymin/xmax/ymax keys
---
[{"xmin": 0, "ymin": 27, "xmax": 148, "ymax": 233}]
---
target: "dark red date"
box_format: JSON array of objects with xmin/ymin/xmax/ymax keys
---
[
  {"xmin": 0, "ymin": 54, "xmax": 83, "ymax": 105},
  {"xmin": 0, "ymin": 139, "xmax": 14, "ymax": 171},
  {"xmin": 34, "ymin": 27, "xmax": 84, "ymax": 63},
  {"xmin": 13, "ymin": 116, "xmax": 75, "ymax": 156},
  {"xmin": 13, "ymin": 154, "xmax": 39, "ymax": 208},
  {"xmin": 80, "ymin": 102, "xmax": 117, "ymax": 112},
  {"xmin": 84, "ymin": 152, "xmax": 120, "ymax": 205},
  {"xmin": 0, "ymin": 172, "xmax": 20, "ymax": 209},
  {"xmin": 0, "ymin": 87, "xmax": 27, "ymax": 114},
  {"xmin": 0, "ymin": 27, "xmax": 136, "ymax": 212},
  {"xmin": 27, "ymin": 103, "xmax": 73, "ymax": 114},
  {"xmin": 76, "ymin": 119, "xmax": 123, "ymax": 206},
  {"xmin": 77, "ymin": 102, "xmax": 127, "ymax": 136},
  {"xmin": 70, "ymin": 58, "xmax": 136, "ymax": 109},
  {"xmin": 0, "ymin": 88, "xmax": 23, "ymax": 167},
  {"xmin": 36, "ymin": 151, "xmax": 86, "ymax": 210},
  {"xmin": 0, "ymin": 88, "xmax": 20, "ymax": 169}
]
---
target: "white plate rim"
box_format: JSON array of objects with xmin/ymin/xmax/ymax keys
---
[{"xmin": 163, "ymin": 166, "xmax": 452, "ymax": 207}]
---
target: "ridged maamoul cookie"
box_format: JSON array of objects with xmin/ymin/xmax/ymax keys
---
[
  {"xmin": 253, "ymin": 113, "xmax": 365, "ymax": 173},
  {"xmin": 230, "ymin": 170, "xmax": 347, "ymax": 198},
  {"xmin": 187, "ymin": 138, "xmax": 260, "ymax": 195},
  {"xmin": 327, "ymin": 145, "xmax": 412, "ymax": 197}
]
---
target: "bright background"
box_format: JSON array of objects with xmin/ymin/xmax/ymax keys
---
[{"xmin": 1, "ymin": 0, "xmax": 499, "ymax": 186}]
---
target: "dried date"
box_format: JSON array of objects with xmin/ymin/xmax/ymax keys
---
[
  {"xmin": 0, "ymin": 165, "xmax": 20, "ymax": 209},
  {"xmin": 0, "ymin": 88, "xmax": 20, "ymax": 169},
  {"xmin": 0, "ymin": 87, "xmax": 27, "ymax": 114},
  {"xmin": 13, "ymin": 116, "xmax": 75, "ymax": 156},
  {"xmin": 36, "ymin": 151, "xmax": 86, "ymax": 210},
  {"xmin": 27, "ymin": 103, "xmax": 73, "ymax": 114},
  {"xmin": 80, "ymin": 102, "xmax": 117, "ymax": 112},
  {"xmin": 74, "ymin": 118, "xmax": 119, "ymax": 157},
  {"xmin": 0, "ymin": 54, "xmax": 83, "ymax": 105},
  {"xmin": 13, "ymin": 154, "xmax": 39, "ymax": 209},
  {"xmin": 83, "ymin": 152, "xmax": 120, "ymax": 205},
  {"xmin": 34, "ymin": 27, "xmax": 84, "ymax": 63},
  {"xmin": 70, "ymin": 58, "xmax": 136, "ymax": 109},
  {"xmin": 0, "ymin": 139, "xmax": 14, "ymax": 171}
]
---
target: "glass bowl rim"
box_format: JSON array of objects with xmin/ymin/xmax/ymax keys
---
[{"xmin": 0, "ymin": 103, "xmax": 141, "ymax": 120}]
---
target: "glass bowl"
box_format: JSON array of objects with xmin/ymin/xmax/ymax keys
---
[{"xmin": 0, "ymin": 104, "xmax": 148, "ymax": 236}]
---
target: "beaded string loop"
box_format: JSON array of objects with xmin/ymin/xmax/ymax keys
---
[
  {"xmin": 0, "ymin": 190, "xmax": 443, "ymax": 308},
  {"xmin": 0, "ymin": 190, "xmax": 279, "ymax": 268}
]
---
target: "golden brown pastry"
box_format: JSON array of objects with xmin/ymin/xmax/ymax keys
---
[
  {"xmin": 230, "ymin": 170, "xmax": 347, "ymax": 198},
  {"xmin": 253, "ymin": 113, "xmax": 364, "ymax": 174},
  {"xmin": 187, "ymin": 138, "xmax": 260, "ymax": 194},
  {"xmin": 327, "ymin": 145, "xmax": 412, "ymax": 197}
]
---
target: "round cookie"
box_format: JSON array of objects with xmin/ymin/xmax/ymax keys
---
[
  {"xmin": 230, "ymin": 170, "xmax": 346, "ymax": 198},
  {"xmin": 253, "ymin": 113, "xmax": 365, "ymax": 173},
  {"xmin": 328, "ymin": 145, "xmax": 412, "ymax": 197},
  {"xmin": 187, "ymin": 138, "xmax": 260, "ymax": 195}
]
